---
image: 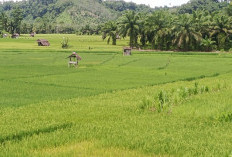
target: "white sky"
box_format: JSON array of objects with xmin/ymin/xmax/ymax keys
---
[
  {"xmin": 124, "ymin": 0, "xmax": 190, "ymax": 7},
  {"xmin": 0, "ymin": 0, "xmax": 190, "ymax": 7}
]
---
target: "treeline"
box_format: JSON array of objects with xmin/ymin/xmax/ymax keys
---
[
  {"xmin": 102, "ymin": 0, "xmax": 232, "ymax": 51},
  {"xmin": 0, "ymin": 0, "xmax": 153, "ymax": 34},
  {"xmin": 0, "ymin": 7, "xmax": 23, "ymax": 35},
  {"xmin": 103, "ymin": 0, "xmax": 152, "ymax": 12},
  {"xmin": 1, "ymin": 0, "xmax": 232, "ymax": 51}
]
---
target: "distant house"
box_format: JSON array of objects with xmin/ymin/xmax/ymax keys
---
[
  {"xmin": 37, "ymin": 39, "xmax": 50, "ymax": 46},
  {"xmin": 123, "ymin": 47, "xmax": 132, "ymax": 56},
  {"xmin": 11, "ymin": 33, "xmax": 19, "ymax": 38}
]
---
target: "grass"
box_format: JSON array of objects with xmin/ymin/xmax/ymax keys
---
[{"xmin": 0, "ymin": 34, "xmax": 232, "ymax": 156}]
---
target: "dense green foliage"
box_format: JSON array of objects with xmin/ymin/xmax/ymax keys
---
[
  {"xmin": 178, "ymin": 0, "xmax": 229, "ymax": 14},
  {"xmin": 0, "ymin": 0, "xmax": 152, "ymax": 34},
  {"xmin": 103, "ymin": 0, "xmax": 152, "ymax": 12},
  {"xmin": 1, "ymin": 35, "xmax": 232, "ymax": 156},
  {"xmin": 102, "ymin": 1, "xmax": 232, "ymax": 51}
]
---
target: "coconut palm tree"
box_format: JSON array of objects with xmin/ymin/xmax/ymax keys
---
[
  {"xmin": 118, "ymin": 11, "xmax": 140, "ymax": 48},
  {"xmin": 102, "ymin": 21, "xmax": 118, "ymax": 45}
]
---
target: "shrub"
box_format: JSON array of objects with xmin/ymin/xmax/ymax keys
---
[{"xmin": 61, "ymin": 37, "xmax": 69, "ymax": 49}]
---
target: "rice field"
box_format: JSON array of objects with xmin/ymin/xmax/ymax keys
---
[{"xmin": 0, "ymin": 34, "xmax": 232, "ymax": 156}]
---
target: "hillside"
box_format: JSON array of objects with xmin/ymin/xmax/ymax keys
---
[{"xmin": 0, "ymin": 0, "xmax": 152, "ymax": 33}]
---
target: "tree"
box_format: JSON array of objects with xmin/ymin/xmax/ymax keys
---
[
  {"xmin": 102, "ymin": 21, "xmax": 118, "ymax": 45},
  {"xmin": 226, "ymin": 2, "xmax": 232, "ymax": 16},
  {"xmin": 144, "ymin": 11, "xmax": 173, "ymax": 50},
  {"xmin": 210, "ymin": 14, "xmax": 232, "ymax": 50},
  {"xmin": 200, "ymin": 36, "xmax": 216, "ymax": 51},
  {"xmin": 8, "ymin": 7, "xmax": 23, "ymax": 34},
  {"xmin": 173, "ymin": 14, "xmax": 202, "ymax": 51},
  {"xmin": 0, "ymin": 13, "xmax": 3, "ymax": 33},
  {"xmin": 118, "ymin": 11, "xmax": 140, "ymax": 48},
  {"xmin": 0, "ymin": 12, "xmax": 8, "ymax": 34}
]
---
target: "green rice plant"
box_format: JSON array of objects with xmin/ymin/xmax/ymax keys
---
[
  {"xmin": 139, "ymin": 97, "xmax": 154, "ymax": 110},
  {"xmin": 205, "ymin": 86, "xmax": 209, "ymax": 92},
  {"xmin": 187, "ymin": 87, "xmax": 194, "ymax": 96},
  {"xmin": 172, "ymin": 92, "xmax": 181, "ymax": 105},
  {"xmin": 217, "ymin": 83, "xmax": 221, "ymax": 91},
  {"xmin": 222, "ymin": 81, "xmax": 229, "ymax": 89},
  {"xmin": 219, "ymin": 113, "xmax": 232, "ymax": 122},
  {"xmin": 157, "ymin": 90, "xmax": 171, "ymax": 113},
  {"xmin": 179, "ymin": 87, "xmax": 189, "ymax": 99},
  {"xmin": 1, "ymin": 35, "xmax": 232, "ymax": 156},
  {"xmin": 200, "ymin": 86, "xmax": 206, "ymax": 94},
  {"xmin": 194, "ymin": 82, "xmax": 199, "ymax": 95}
]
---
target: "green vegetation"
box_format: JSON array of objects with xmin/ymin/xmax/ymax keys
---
[
  {"xmin": 0, "ymin": 0, "xmax": 152, "ymax": 34},
  {"xmin": 101, "ymin": 0, "xmax": 232, "ymax": 51},
  {"xmin": 1, "ymin": 0, "xmax": 232, "ymax": 51},
  {"xmin": 1, "ymin": 0, "xmax": 232, "ymax": 156},
  {"xmin": 1, "ymin": 35, "xmax": 232, "ymax": 156}
]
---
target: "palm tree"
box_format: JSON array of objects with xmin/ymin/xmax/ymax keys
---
[
  {"xmin": 210, "ymin": 14, "xmax": 232, "ymax": 50},
  {"xmin": 192, "ymin": 10, "xmax": 212, "ymax": 38},
  {"xmin": 200, "ymin": 36, "xmax": 216, "ymax": 51},
  {"xmin": 137, "ymin": 13, "xmax": 147, "ymax": 48},
  {"xmin": 118, "ymin": 11, "xmax": 140, "ymax": 48},
  {"xmin": 102, "ymin": 21, "xmax": 118, "ymax": 45},
  {"xmin": 173, "ymin": 14, "xmax": 202, "ymax": 51},
  {"xmin": 145, "ymin": 11, "xmax": 173, "ymax": 50}
]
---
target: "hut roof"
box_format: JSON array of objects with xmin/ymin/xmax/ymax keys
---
[
  {"xmin": 37, "ymin": 39, "xmax": 50, "ymax": 46},
  {"xmin": 11, "ymin": 33, "xmax": 19, "ymax": 38},
  {"xmin": 68, "ymin": 54, "xmax": 82, "ymax": 60},
  {"xmin": 123, "ymin": 47, "xmax": 132, "ymax": 50}
]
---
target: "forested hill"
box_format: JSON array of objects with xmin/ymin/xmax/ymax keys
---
[
  {"xmin": 0, "ymin": 0, "xmax": 152, "ymax": 33},
  {"xmin": 178, "ymin": 0, "xmax": 229, "ymax": 14},
  {"xmin": 0, "ymin": 0, "xmax": 230, "ymax": 34}
]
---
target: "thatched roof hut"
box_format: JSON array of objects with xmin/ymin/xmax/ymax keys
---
[
  {"xmin": 11, "ymin": 33, "xmax": 19, "ymax": 38},
  {"xmin": 123, "ymin": 47, "xmax": 132, "ymax": 56},
  {"xmin": 68, "ymin": 52, "xmax": 82, "ymax": 61},
  {"xmin": 67, "ymin": 52, "xmax": 82, "ymax": 67},
  {"xmin": 37, "ymin": 39, "xmax": 50, "ymax": 46}
]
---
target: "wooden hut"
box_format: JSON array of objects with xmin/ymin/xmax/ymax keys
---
[
  {"xmin": 67, "ymin": 52, "xmax": 82, "ymax": 67},
  {"xmin": 11, "ymin": 33, "xmax": 19, "ymax": 38},
  {"xmin": 123, "ymin": 47, "xmax": 132, "ymax": 56},
  {"xmin": 37, "ymin": 39, "xmax": 50, "ymax": 46}
]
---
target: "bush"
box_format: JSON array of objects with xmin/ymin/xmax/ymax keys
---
[{"xmin": 61, "ymin": 37, "xmax": 69, "ymax": 49}]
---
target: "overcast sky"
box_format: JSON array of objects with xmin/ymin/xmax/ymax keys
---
[
  {"xmin": 0, "ymin": 0, "xmax": 190, "ymax": 7},
  {"xmin": 124, "ymin": 0, "xmax": 190, "ymax": 7}
]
